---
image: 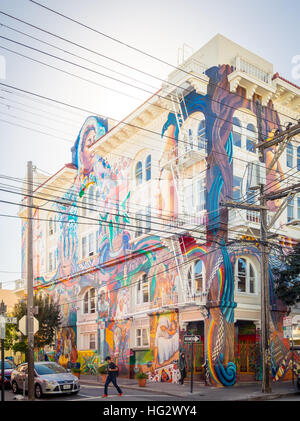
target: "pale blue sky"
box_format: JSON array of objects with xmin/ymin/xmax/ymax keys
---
[{"xmin": 0, "ymin": 0, "xmax": 299, "ymax": 289}]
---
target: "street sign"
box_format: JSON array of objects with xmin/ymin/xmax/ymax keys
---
[
  {"xmin": 5, "ymin": 317, "xmax": 17, "ymax": 324},
  {"xmin": 283, "ymin": 316, "xmax": 292, "ymax": 338},
  {"xmin": 18, "ymin": 315, "xmax": 39, "ymax": 336},
  {"xmin": 184, "ymin": 335, "xmax": 201, "ymax": 344}
]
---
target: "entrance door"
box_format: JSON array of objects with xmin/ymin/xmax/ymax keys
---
[{"xmin": 238, "ymin": 335, "xmax": 255, "ymax": 374}]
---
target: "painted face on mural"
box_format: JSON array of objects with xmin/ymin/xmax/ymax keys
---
[{"xmin": 80, "ymin": 126, "xmax": 96, "ymax": 175}]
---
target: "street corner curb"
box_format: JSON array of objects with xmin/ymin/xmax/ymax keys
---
[{"xmin": 235, "ymin": 391, "xmax": 299, "ymax": 401}]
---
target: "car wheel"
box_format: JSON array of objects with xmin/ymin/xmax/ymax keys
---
[
  {"xmin": 12, "ymin": 381, "xmax": 19, "ymax": 394},
  {"xmin": 35, "ymin": 384, "xmax": 43, "ymax": 399}
]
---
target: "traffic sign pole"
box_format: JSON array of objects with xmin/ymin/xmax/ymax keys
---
[{"xmin": 190, "ymin": 343, "xmax": 194, "ymax": 394}]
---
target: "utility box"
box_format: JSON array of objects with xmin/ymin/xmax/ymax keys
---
[{"xmin": 247, "ymin": 161, "xmax": 266, "ymax": 190}]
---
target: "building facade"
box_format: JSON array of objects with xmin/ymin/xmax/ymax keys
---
[{"xmin": 20, "ymin": 34, "xmax": 300, "ymax": 386}]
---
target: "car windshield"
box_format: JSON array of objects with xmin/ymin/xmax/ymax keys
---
[
  {"xmin": 0, "ymin": 361, "xmax": 16, "ymax": 369},
  {"xmin": 35, "ymin": 363, "xmax": 67, "ymax": 375}
]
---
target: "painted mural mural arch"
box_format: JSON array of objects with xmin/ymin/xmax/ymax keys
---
[{"xmin": 27, "ymin": 66, "xmax": 300, "ymax": 385}]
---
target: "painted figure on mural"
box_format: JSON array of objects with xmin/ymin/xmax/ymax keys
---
[
  {"xmin": 152, "ymin": 314, "xmax": 179, "ymax": 370},
  {"xmin": 97, "ymin": 288, "xmax": 109, "ymax": 362}
]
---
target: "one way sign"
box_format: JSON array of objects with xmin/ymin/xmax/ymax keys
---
[{"xmin": 184, "ymin": 335, "xmax": 201, "ymax": 344}]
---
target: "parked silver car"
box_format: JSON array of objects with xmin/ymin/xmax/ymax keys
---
[{"xmin": 11, "ymin": 362, "xmax": 80, "ymax": 398}]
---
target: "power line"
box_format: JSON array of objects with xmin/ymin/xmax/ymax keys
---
[
  {"xmin": 0, "ymin": 11, "xmax": 296, "ymax": 132},
  {"xmin": 26, "ymin": 2, "xmax": 300, "ymax": 125}
]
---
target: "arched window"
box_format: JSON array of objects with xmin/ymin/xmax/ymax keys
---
[
  {"xmin": 83, "ymin": 288, "xmax": 96, "ymax": 314},
  {"xmin": 246, "ymin": 123, "xmax": 256, "ymax": 153},
  {"xmin": 297, "ymin": 146, "xmax": 300, "ymax": 171},
  {"xmin": 232, "ymin": 117, "xmax": 242, "ymax": 148},
  {"xmin": 145, "ymin": 155, "xmax": 151, "ymax": 181},
  {"xmin": 187, "ymin": 259, "xmax": 205, "ymax": 296},
  {"xmin": 188, "ymin": 128, "xmax": 193, "ymax": 149},
  {"xmin": 235, "ymin": 257, "xmax": 256, "ymax": 294},
  {"xmin": 286, "ymin": 143, "xmax": 293, "ymax": 168},
  {"xmin": 197, "ymin": 120, "xmax": 206, "ymax": 150},
  {"xmin": 135, "ymin": 161, "xmax": 143, "ymax": 185}
]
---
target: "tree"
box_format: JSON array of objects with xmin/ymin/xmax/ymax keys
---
[
  {"xmin": 12, "ymin": 293, "xmax": 62, "ymax": 355},
  {"xmin": 273, "ymin": 242, "xmax": 300, "ymax": 307}
]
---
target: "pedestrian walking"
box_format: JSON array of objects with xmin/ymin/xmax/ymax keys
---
[
  {"xmin": 178, "ymin": 352, "xmax": 187, "ymax": 385},
  {"xmin": 102, "ymin": 356, "xmax": 123, "ymax": 398},
  {"xmin": 44, "ymin": 352, "xmax": 49, "ymax": 361}
]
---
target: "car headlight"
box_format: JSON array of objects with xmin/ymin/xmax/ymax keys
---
[{"xmin": 45, "ymin": 380, "xmax": 58, "ymax": 387}]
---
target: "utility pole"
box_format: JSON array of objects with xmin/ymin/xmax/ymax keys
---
[
  {"xmin": 0, "ymin": 300, "xmax": 7, "ymax": 402},
  {"xmin": 256, "ymin": 99, "xmax": 271, "ymax": 393},
  {"xmin": 27, "ymin": 161, "xmax": 35, "ymax": 401}
]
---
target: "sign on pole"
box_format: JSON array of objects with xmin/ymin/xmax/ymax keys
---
[
  {"xmin": 283, "ymin": 316, "xmax": 292, "ymax": 339},
  {"xmin": 0, "ymin": 316, "xmax": 5, "ymax": 340},
  {"xmin": 184, "ymin": 335, "xmax": 201, "ymax": 344},
  {"xmin": 18, "ymin": 315, "xmax": 39, "ymax": 336},
  {"xmin": 5, "ymin": 317, "xmax": 17, "ymax": 324}
]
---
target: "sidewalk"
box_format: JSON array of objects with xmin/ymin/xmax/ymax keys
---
[{"xmin": 80, "ymin": 375, "xmax": 300, "ymax": 401}]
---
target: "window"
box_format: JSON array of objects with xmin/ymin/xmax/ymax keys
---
[
  {"xmin": 187, "ymin": 259, "xmax": 205, "ymax": 296},
  {"xmin": 48, "ymin": 250, "xmax": 57, "ymax": 272},
  {"xmin": 233, "ymin": 176, "xmax": 243, "ymax": 201},
  {"xmin": 287, "ymin": 197, "xmax": 294, "ymax": 222},
  {"xmin": 89, "ymin": 333, "xmax": 96, "ymax": 350},
  {"xmin": 135, "ymin": 161, "xmax": 143, "ymax": 185},
  {"xmin": 297, "ymin": 147, "xmax": 300, "ymax": 171},
  {"xmin": 232, "ymin": 117, "xmax": 242, "ymax": 148},
  {"xmin": 145, "ymin": 206, "xmax": 151, "ymax": 233},
  {"xmin": 286, "ymin": 143, "xmax": 293, "ymax": 168},
  {"xmin": 145, "ymin": 155, "xmax": 151, "ymax": 181},
  {"xmin": 48, "ymin": 216, "xmax": 57, "ymax": 236},
  {"xmin": 82, "ymin": 236, "xmax": 87, "ymax": 259},
  {"xmin": 88, "ymin": 232, "xmax": 95, "ymax": 256},
  {"xmin": 82, "ymin": 195, "xmax": 87, "ymax": 217},
  {"xmin": 136, "ymin": 274, "xmax": 149, "ymax": 305},
  {"xmin": 246, "ymin": 123, "xmax": 256, "ymax": 153},
  {"xmin": 135, "ymin": 212, "xmax": 143, "ymax": 237},
  {"xmin": 136, "ymin": 328, "xmax": 149, "ymax": 347},
  {"xmin": 235, "ymin": 257, "xmax": 256, "ymax": 294},
  {"xmin": 184, "ymin": 182, "xmax": 194, "ymax": 213},
  {"xmin": 197, "ymin": 178, "xmax": 206, "ymax": 211},
  {"xmin": 83, "ymin": 288, "xmax": 96, "ymax": 314},
  {"xmin": 88, "ymin": 185, "xmax": 95, "ymax": 214},
  {"xmin": 197, "ymin": 120, "xmax": 206, "ymax": 150}
]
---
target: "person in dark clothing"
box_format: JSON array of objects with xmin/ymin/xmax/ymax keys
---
[
  {"xmin": 44, "ymin": 352, "xmax": 49, "ymax": 361},
  {"xmin": 178, "ymin": 352, "xmax": 187, "ymax": 385},
  {"xmin": 102, "ymin": 356, "xmax": 123, "ymax": 397}
]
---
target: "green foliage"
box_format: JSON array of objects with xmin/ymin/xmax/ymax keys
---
[
  {"xmin": 135, "ymin": 371, "xmax": 148, "ymax": 379},
  {"xmin": 273, "ymin": 242, "xmax": 300, "ymax": 307},
  {"xmin": 97, "ymin": 363, "xmax": 108, "ymax": 374},
  {"xmin": 12, "ymin": 293, "xmax": 62, "ymax": 353}
]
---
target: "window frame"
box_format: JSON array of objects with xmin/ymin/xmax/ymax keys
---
[
  {"xmin": 83, "ymin": 288, "xmax": 96, "ymax": 315},
  {"xmin": 235, "ymin": 257, "xmax": 257, "ymax": 295}
]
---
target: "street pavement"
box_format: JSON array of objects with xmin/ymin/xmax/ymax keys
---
[{"xmin": 2, "ymin": 375, "xmax": 299, "ymax": 402}]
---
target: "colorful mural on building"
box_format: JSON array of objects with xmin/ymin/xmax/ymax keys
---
[{"xmin": 24, "ymin": 64, "xmax": 300, "ymax": 386}]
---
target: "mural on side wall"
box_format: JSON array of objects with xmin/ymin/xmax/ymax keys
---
[{"xmin": 26, "ymin": 64, "xmax": 299, "ymax": 385}]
